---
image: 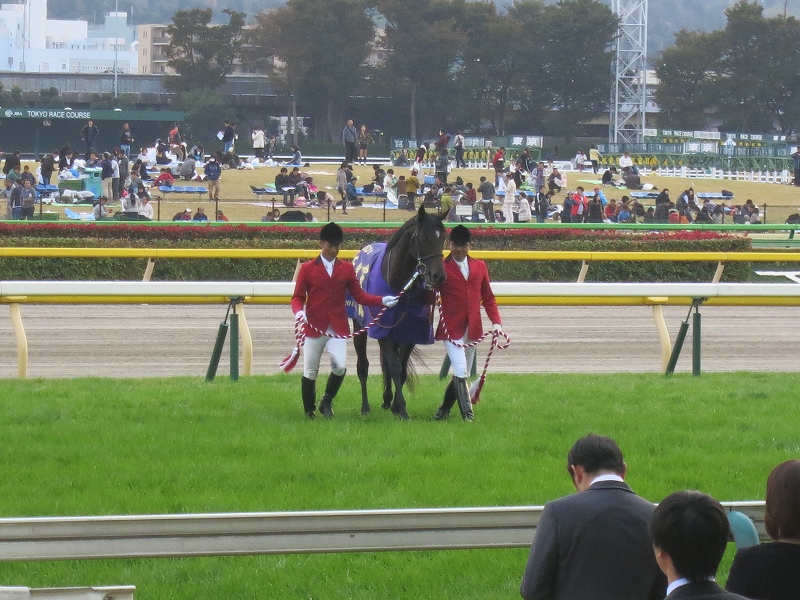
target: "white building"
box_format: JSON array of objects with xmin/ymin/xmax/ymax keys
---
[{"xmin": 0, "ymin": 0, "xmax": 137, "ymax": 73}]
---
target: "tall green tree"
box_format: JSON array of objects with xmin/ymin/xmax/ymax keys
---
[
  {"xmin": 654, "ymin": 31, "xmax": 716, "ymax": 130},
  {"xmin": 375, "ymin": 0, "xmax": 464, "ymax": 139},
  {"xmin": 165, "ymin": 8, "xmax": 245, "ymax": 93},
  {"xmin": 655, "ymin": 0, "xmax": 800, "ymax": 134},
  {"xmin": 455, "ymin": 1, "xmax": 526, "ymax": 136},
  {"xmin": 536, "ymin": 0, "xmax": 618, "ymax": 140},
  {"xmin": 245, "ymin": 0, "xmax": 374, "ymax": 143}
]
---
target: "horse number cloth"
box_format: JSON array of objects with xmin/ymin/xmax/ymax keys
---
[{"xmin": 346, "ymin": 243, "xmax": 434, "ymax": 345}]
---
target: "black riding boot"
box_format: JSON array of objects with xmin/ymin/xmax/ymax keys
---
[
  {"xmin": 433, "ymin": 379, "xmax": 457, "ymax": 420},
  {"xmin": 301, "ymin": 377, "xmax": 317, "ymax": 420},
  {"xmin": 454, "ymin": 376, "xmax": 474, "ymax": 421},
  {"xmin": 319, "ymin": 371, "xmax": 346, "ymax": 419}
]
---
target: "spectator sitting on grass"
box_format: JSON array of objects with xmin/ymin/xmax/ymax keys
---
[
  {"xmin": 193, "ymin": 206, "xmax": 208, "ymax": 222},
  {"xmin": 154, "ymin": 168, "xmax": 174, "ymax": 187},
  {"xmin": 173, "ymin": 208, "xmax": 192, "ymax": 221},
  {"xmin": 179, "ymin": 157, "xmax": 197, "ymax": 180}
]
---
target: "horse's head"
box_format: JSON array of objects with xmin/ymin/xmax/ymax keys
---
[{"xmin": 411, "ymin": 204, "xmax": 447, "ymax": 288}]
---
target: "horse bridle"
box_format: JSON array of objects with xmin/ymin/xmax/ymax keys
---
[{"xmin": 410, "ymin": 228, "xmax": 443, "ymax": 278}]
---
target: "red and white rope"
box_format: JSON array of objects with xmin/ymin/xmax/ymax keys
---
[
  {"xmin": 436, "ymin": 290, "xmax": 510, "ymax": 404},
  {"xmin": 279, "ymin": 271, "xmax": 421, "ymax": 372}
]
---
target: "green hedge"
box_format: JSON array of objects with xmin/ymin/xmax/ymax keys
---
[{"xmin": 0, "ymin": 223, "xmax": 753, "ymax": 282}]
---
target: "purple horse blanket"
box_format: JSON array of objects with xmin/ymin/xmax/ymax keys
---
[{"xmin": 345, "ymin": 242, "xmax": 434, "ymax": 345}]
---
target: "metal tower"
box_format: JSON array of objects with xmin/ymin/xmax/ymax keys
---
[{"xmin": 610, "ymin": 0, "xmax": 648, "ymax": 146}]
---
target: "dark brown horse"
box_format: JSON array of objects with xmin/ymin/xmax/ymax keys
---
[{"xmin": 347, "ymin": 206, "xmax": 447, "ymax": 419}]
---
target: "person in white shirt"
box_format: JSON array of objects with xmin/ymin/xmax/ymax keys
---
[
  {"xmin": 251, "ymin": 126, "xmax": 265, "ymax": 160},
  {"xmin": 619, "ymin": 151, "xmax": 636, "ymax": 173},
  {"xmin": 138, "ymin": 196, "xmax": 153, "ymax": 220},
  {"xmin": 502, "ymin": 172, "xmax": 516, "ymax": 223}
]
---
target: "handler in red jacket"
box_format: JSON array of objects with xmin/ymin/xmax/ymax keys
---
[
  {"xmin": 291, "ymin": 222, "xmax": 397, "ymax": 419},
  {"xmin": 434, "ymin": 225, "xmax": 503, "ymax": 421}
]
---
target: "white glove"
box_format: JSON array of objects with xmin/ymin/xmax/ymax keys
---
[
  {"xmin": 294, "ymin": 310, "xmax": 306, "ymax": 323},
  {"xmin": 382, "ymin": 295, "xmax": 399, "ymax": 308},
  {"xmin": 492, "ymin": 323, "xmax": 503, "ymax": 335}
]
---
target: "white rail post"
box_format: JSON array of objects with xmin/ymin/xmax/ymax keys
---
[
  {"xmin": 7, "ymin": 298, "xmax": 28, "ymax": 379},
  {"xmin": 645, "ymin": 297, "xmax": 671, "ymax": 372},
  {"xmin": 142, "ymin": 258, "xmax": 156, "ymax": 282},
  {"xmin": 239, "ymin": 302, "xmax": 253, "ymax": 376}
]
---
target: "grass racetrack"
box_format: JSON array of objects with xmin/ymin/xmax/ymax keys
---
[{"xmin": 1, "ymin": 372, "xmax": 797, "ymax": 599}]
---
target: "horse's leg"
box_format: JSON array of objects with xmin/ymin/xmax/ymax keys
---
[
  {"xmin": 398, "ymin": 344, "xmax": 414, "ymax": 388},
  {"xmin": 391, "ymin": 344, "xmax": 415, "ymax": 418},
  {"xmin": 380, "ymin": 339, "xmax": 409, "ymax": 420},
  {"xmin": 379, "ymin": 343, "xmax": 393, "ymax": 411},
  {"xmin": 353, "ymin": 319, "xmax": 371, "ymax": 415}
]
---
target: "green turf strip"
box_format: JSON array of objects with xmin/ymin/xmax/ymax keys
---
[{"xmin": 0, "ymin": 373, "xmax": 796, "ymax": 598}]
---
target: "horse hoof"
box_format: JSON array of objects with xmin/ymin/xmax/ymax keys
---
[
  {"xmin": 393, "ymin": 410, "xmax": 410, "ymax": 420},
  {"xmin": 381, "ymin": 403, "xmax": 392, "ymax": 411},
  {"xmin": 361, "ymin": 406, "xmax": 371, "ymax": 416}
]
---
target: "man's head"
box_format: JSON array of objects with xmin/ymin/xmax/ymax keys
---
[
  {"xmin": 566, "ymin": 433, "xmax": 626, "ymax": 490},
  {"xmin": 23, "ymin": 179, "xmax": 31, "ymax": 188},
  {"xmin": 347, "ymin": 119, "xmax": 354, "ymax": 127},
  {"xmin": 319, "ymin": 222, "xmax": 344, "ymax": 260},
  {"xmin": 448, "ymin": 225, "xmax": 471, "ymax": 261},
  {"xmin": 650, "ymin": 490, "xmax": 730, "ymax": 582}
]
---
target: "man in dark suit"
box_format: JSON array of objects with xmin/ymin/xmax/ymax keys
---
[
  {"xmin": 651, "ymin": 491, "xmax": 749, "ymax": 600},
  {"xmin": 520, "ymin": 433, "xmax": 666, "ymax": 600}
]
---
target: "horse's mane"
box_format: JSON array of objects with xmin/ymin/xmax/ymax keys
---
[
  {"xmin": 385, "ymin": 215, "xmax": 419, "ymax": 253},
  {"xmin": 385, "ymin": 211, "xmax": 444, "ymax": 253}
]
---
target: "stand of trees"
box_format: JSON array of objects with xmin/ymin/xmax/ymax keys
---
[
  {"xmin": 655, "ymin": 0, "xmax": 800, "ymax": 134},
  {"xmin": 166, "ymin": 0, "xmax": 618, "ymax": 142},
  {"xmin": 158, "ymin": 0, "xmax": 800, "ymax": 142}
]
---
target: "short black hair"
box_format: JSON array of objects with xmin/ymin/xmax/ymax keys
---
[
  {"xmin": 650, "ymin": 490, "xmax": 729, "ymax": 580},
  {"xmin": 566, "ymin": 433, "xmax": 625, "ymax": 476}
]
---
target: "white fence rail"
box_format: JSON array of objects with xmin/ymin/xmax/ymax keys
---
[
  {"xmin": 2, "ymin": 281, "xmax": 800, "ymax": 301},
  {"xmin": 4, "ymin": 281, "xmax": 800, "ymax": 378},
  {"xmin": 0, "ymin": 503, "xmax": 766, "ymax": 563}
]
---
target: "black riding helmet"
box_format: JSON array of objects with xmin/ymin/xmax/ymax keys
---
[{"xmin": 320, "ymin": 222, "xmax": 344, "ymax": 245}]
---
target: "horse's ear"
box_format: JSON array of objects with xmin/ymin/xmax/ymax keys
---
[{"xmin": 417, "ymin": 204, "xmax": 427, "ymax": 221}]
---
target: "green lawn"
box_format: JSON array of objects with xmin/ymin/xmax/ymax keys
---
[{"xmin": 0, "ymin": 373, "xmax": 796, "ymax": 598}]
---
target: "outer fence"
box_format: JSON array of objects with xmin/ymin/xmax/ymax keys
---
[
  {"xmin": 4, "ymin": 279, "xmax": 800, "ymax": 378},
  {"xmin": 0, "ymin": 502, "xmax": 767, "ymax": 563},
  {"xmin": 4, "ymin": 248, "xmax": 800, "ymax": 378}
]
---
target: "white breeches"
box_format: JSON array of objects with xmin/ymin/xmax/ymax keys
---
[
  {"xmin": 445, "ymin": 335, "xmax": 476, "ymax": 379},
  {"xmin": 303, "ymin": 330, "xmax": 347, "ymax": 380}
]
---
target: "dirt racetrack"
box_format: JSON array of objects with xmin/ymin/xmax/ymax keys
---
[{"xmin": 0, "ymin": 305, "xmax": 793, "ymax": 379}]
